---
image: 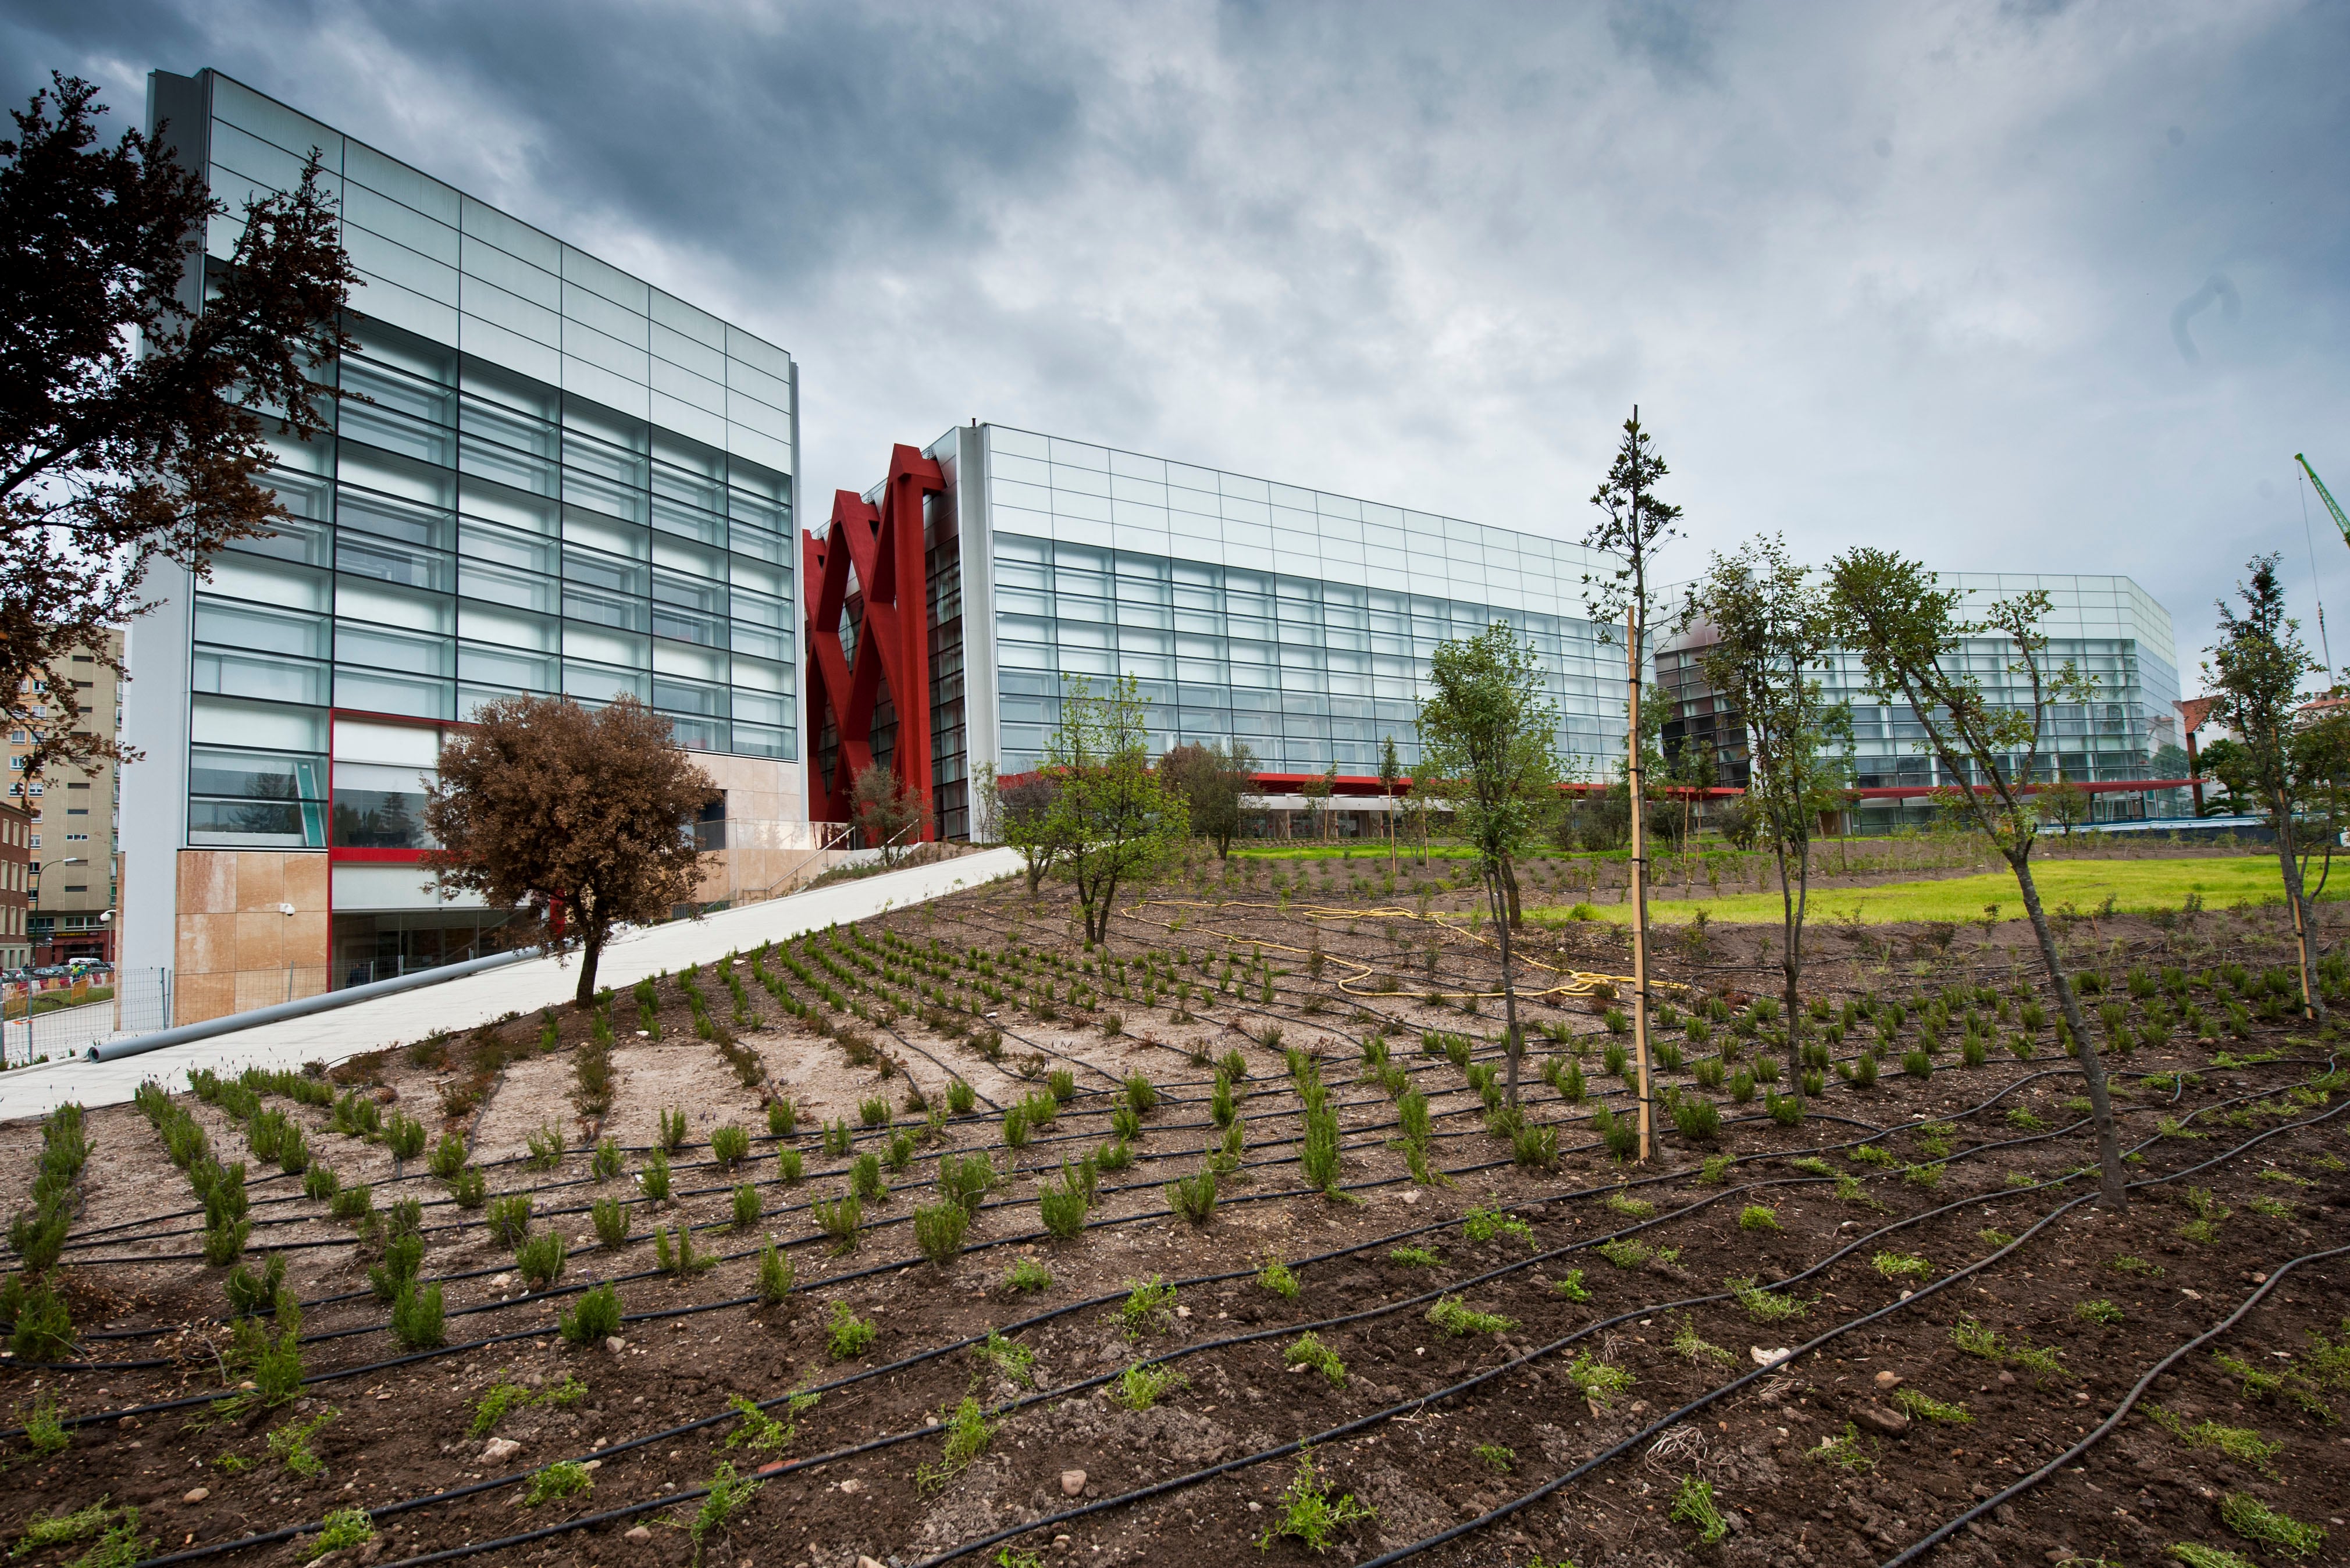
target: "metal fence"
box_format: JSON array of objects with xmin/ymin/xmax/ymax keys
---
[{"xmin": 1, "ymin": 968, "xmax": 172, "ymax": 1067}]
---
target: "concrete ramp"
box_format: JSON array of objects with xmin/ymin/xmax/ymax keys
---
[{"xmin": 0, "ymin": 847, "xmax": 1019, "ymax": 1122}]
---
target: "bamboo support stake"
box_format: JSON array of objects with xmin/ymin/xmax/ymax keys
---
[{"xmin": 1627, "ymin": 605, "xmax": 1653, "ymax": 1161}]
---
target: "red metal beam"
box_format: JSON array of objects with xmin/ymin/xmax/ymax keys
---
[{"xmin": 803, "ymin": 444, "xmax": 946, "ymax": 839}]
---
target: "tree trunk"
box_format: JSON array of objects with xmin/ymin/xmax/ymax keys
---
[
  {"xmin": 1490, "ymin": 863, "xmax": 1523, "ymax": 1107},
  {"xmin": 574, "ymin": 928, "xmax": 604, "ymax": 1008},
  {"xmin": 2006, "ymin": 844, "xmax": 2128, "ymax": 1208},
  {"xmin": 1501, "ymin": 856, "xmax": 1523, "ymax": 927},
  {"xmin": 2271, "ymin": 787, "xmax": 2326, "ymax": 1021},
  {"xmin": 1775, "ymin": 838, "xmax": 1803, "ymax": 1104}
]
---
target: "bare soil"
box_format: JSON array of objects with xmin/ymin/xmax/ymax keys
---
[{"xmin": 3, "ymin": 848, "xmax": 2347, "ymax": 1568}]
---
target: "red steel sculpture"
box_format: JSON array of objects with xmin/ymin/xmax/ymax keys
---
[{"xmin": 803, "ymin": 443, "xmax": 946, "ymax": 840}]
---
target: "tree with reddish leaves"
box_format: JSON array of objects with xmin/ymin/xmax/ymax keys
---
[
  {"xmin": 2, "ymin": 74, "xmax": 356, "ymax": 774},
  {"xmin": 423, "ymin": 696, "xmax": 718, "ymax": 1006}
]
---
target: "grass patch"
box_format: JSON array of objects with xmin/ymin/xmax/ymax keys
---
[
  {"xmin": 1891, "ymin": 1387, "xmax": 1972, "ymax": 1424},
  {"xmin": 1425, "ymin": 1296, "xmax": 1517, "ymax": 1337},
  {"xmin": 2219, "ymin": 1492, "xmax": 2326, "ymax": 1558},
  {"xmin": 1533, "ymin": 857, "xmax": 2325, "ymax": 926}
]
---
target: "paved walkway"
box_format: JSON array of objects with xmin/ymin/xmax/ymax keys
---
[{"xmin": 0, "ymin": 848, "xmax": 1020, "ymax": 1123}]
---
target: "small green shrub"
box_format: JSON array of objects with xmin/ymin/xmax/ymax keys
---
[
  {"xmin": 390, "ymin": 1281, "xmax": 446, "ymax": 1349},
  {"xmin": 1255, "ymin": 1453, "xmax": 1375, "ymax": 1553},
  {"xmin": 1565, "ymin": 1349, "xmax": 1635, "ymax": 1406},
  {"xmin": 1114, "ymin": 1360, "xmax": 1189, "ymax": 1411},
  {"xmin": 487, "ymin": 1193, "xmax": 533, "ymax": 1248},
  {"xmin": 559, "ymin": 1282, "xmax": 622, "ymax": 1345},
  {"xmin": 827, "ymin": 1300, "xmax": 877, "ymax": 1360},
  {"xmin": 1669, "ymin": 1476, "xmax": 1728, "ymax": 1545},
  {"xmin": 915, "ymin": 1200, "xmax": 970, "ymax": 1263},
  {"xmin": 1167, "ymin": 1168, "xmax": 1217, "ymax": 1224},
  {"xmin": 515, "ymin": 1231, "xmax": 567, "ymax": 1290},
  {"xmin": 1002, "ymin": 1256, "xmax": 1053, "ymax": 1293},
  {"xmin": 1284, "ymin": 1331, "xmax": 1347, "ymax": 1387},
  {"xmin": 521, "ymin": 1460, "xmax": 594, "ymax": 1507},
  {"xmin": 1738, "ymin": 1204, "xmax": 1781, "ymax": 1232}
]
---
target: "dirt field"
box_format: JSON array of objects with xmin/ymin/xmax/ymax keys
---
[{"xmin": 2, "ymin": 847, "xmax": 2346, "ymax": 1568}]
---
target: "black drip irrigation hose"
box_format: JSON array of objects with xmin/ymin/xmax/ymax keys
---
[
  {"xmin": 1879, "ymin": 1240, "xmax": 2350, "ymax": 1567},
  {"xmin": 1336, "ymin": 1088, "xmax": 2350, "ymax": 1568},
  {"xmin": 99, "ymin": 1054, "xmax": 2321, "ymax": 1568},
  {"xmin": 16, "ymin": 1026, "xmax": 2231, "ymax": 1375}
]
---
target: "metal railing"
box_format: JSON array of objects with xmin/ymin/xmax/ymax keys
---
[
  {"xmin": 746, "ymin": 819, "xmax": 866, "ymax": 904},
  {"xmin": 2, "ymin": 967, "xmax": 171, "ymax": 1067}
]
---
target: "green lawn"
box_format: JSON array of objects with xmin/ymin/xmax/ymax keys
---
[{"xmin": 1530, "ymin": 856, "xmax": 2325, "ymax": 927}]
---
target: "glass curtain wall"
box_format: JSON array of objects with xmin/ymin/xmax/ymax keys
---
[
  {"xmin": 979, "ymin": 427, "xmax": 1623, "ymax": 778},
  {"xmin": 177, "ymin": 72, "xmax": 798, "ymax": 848}
]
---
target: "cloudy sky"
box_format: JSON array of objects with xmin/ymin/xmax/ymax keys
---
[{"xmin": 9, "ymin": 0, "xmax": 2348, "ymax": 682}]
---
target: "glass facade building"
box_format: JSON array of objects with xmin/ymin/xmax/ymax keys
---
[
  {"xmin": 121, "ymin": 70, "xmax": 802, "ymax": 1021},
  {"xmin": 912, "ymin": 424, "xmax": 1631, "ymax": 802},
  {"xmin": 1658, "ymin": 575, "xmax": 2180, "ymax": 825},
  {"xmin": 849, "ymin": 426, "xmax": 2181, "ymax": 841}
]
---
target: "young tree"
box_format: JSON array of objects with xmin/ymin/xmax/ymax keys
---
[
  {"xmin": 1301, "ymin": 765, "xmax": 1336, "ymax": 843},
  {"xmin": 2032, "ymin": 774, "xmax": 2092, "ymax": 836},
  {"xmin": 849, "ymin": 762, "xmax": 931, "ymax": 866},
  {"xmin": 1378, "ymin": 735, "xmax": 1403, "ymax": 871},
  {"xmin": 1416, "ymin": 623, "xmax": 1560, "ymax": 1106},
  {"xmin": 2203, "ymin": 555, "xmax": 2327, "ymax": 1020},
  {"xmin": 1826, "ymin": 549, "xmax": 2129, "ymax": 1207},
  {"xmin": 989, "ymin": 771, "xmax": 1066, "ymax": 895},
  {"xmin": 1684, "ymin": 536, "xmax": 1851, "ymax": 1103},
  {"xmin": 1585, "ymin": 407, "xmax": 1683, "ymax": 1159},
  {"xmin": 3, "ymin": 74, "xmax": 356, "ymax": 775},
  {"xmin": 424, "ymin": 696, "xmax": 717, "ymax": 1006},
  {"xmin": 1162, "ymin": 740, "xmax": 1255, "ymax": 860},
  {"xmin": 1045, "ymin": 675, "xmax": 1188, "ymax": 945}
]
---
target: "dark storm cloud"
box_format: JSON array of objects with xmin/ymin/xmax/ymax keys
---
[{"xmin": 4, "ymin": 1, "xmax": 2349, "ymax": 676}]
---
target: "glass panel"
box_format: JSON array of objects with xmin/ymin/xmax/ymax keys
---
[
  {"xmin": 338, "ymin": 622, "xmax": 454, "ymax": 676},
  {"xmin": 652, "ymin": 494, "xmax": 724, "ymax": 546},
  {"xmin": 562, "ymin": 583, "xmax": 650, "ymax": 633},
  {"xmin": 562, "ymin": 661, "xmax": 648, "ymax": 703},
  {"xmin": 193, "ymin": 648, "xmax": 328, "ymax": 705},
  {"xmin": 341, "ymin": 356, "xmax": 455, "ymax": 425},
  {"xmin": 191, "ymin": 695, "xmax": 326, "ymax": 750},
  {"xmin": 561, "ymin": 466, "xmax": 648, "ymax": 525},
  {"xmin": 190, "ymin": 746, "xmax": 327, "ymax": 801},
  {"xmin": 458, "ymin": 558, "xmax": 558, "ymax": 614},
  {"xmin": 458, "ymin": 601, "xmax": 557, "ymax": 651},
  {"xmin": 336, "ymin": 404, "xmax": 454, "ymax": 467},
  {"xmin": 562, "ymin": 430, "xmax": 648, "ymax": 489},
  {"xmin": 653, "ymin": 675, "xmax": 727, "ymax": 718},
  {"xmin": 460, "ymin": 434, "xmax": 557, "ymax": 497},
  {"xmin": 332, "ymin": 760, "xmax": 436, "ymax": 849},
  {"xmin": 461, "ymin": 393, "xmax": 557, "ymax": 456},
  {"xmin": 653, "ymin": 605, "xmax": 724, "ymax": 646},
  {"xmin": 194, "ymin": 596, "xmax": 329, "ymax": 660},
  {"xmin": 562, "ymin": 546, "xmax": 647, "ymax": 597},
  {"xmin": 460, "ymin": 519, "xmax": 558, "ymax": 572},
  {"xmin": 333, "ymin": 666, "xmax": 453, "ymax": 721},
  {"xmin": 337, "ymin": 534, "xmax": 455, "ymax": 593},
  {"xmin": 188, "ymin": 796, "xmax": 318, "ymax": 848},
  {"xmin": 458, "ymin": 642, "xmax": 557, "ymax": 691}
]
